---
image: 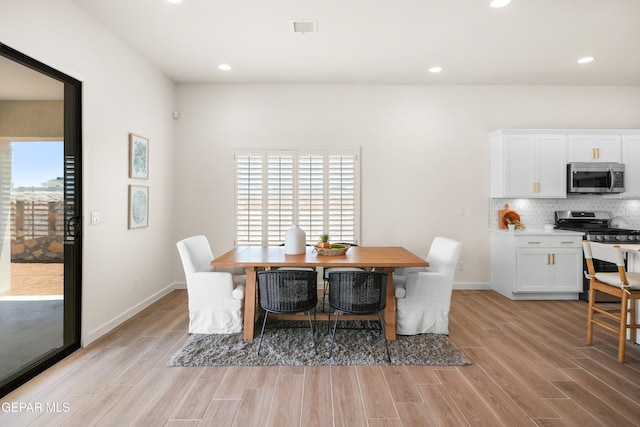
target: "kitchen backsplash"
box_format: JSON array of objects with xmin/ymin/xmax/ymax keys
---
[{"xmin": 490, "ymin": 197, "xmax": 640, "ymax": 230}]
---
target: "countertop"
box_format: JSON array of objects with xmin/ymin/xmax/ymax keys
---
[{"xmin": 489, "ymin": 228, "xmax": 584, "ymax": 236}]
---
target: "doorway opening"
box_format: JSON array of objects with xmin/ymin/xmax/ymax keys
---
[{"xmin": 0, "ymin": 141, "xmax": 65, "ymax": 382}]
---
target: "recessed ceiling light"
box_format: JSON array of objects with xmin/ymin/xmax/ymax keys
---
[
  {"xmin": 166, "ymin": 0, "xmax": 183, "ymax": 3},
  {"xmin": 218, "ymin": 64, "xmax": 231, "ymax": 71},
  {"xmin": 490, "ymin": 0, "xmax": 512, "ymax": 7},
  {"xmin": 429, "ymin": 66, "xmax": 443, "ymax": 73},
  {"xmin": 577, "ymin": 56, "xmax": 595, "ymax": 64}
]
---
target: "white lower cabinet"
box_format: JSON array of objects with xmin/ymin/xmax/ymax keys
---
[
  {"xmin": 491, "ymin": 231, "xmax": 583, "ymax": 300},
  {"xmin": 515, "ymin": 247, "xmax": 583, "ymax": 293}
]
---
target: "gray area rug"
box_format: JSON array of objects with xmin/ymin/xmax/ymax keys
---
[{"xmin": 167, "ymin": 320, "xmax": 471, "ymax": 366}]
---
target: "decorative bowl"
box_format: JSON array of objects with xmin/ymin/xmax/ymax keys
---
[{"xmin": 313, "ymin": 245, "xmax": 350, "ymax": 256}]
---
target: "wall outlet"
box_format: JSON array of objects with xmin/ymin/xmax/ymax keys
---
[
  {"xmin": 457, "ymin": 261, "xmax": 465, "ymax": 271},
  {"xmin": 133, "ymin": 276, "xmax": 139, "ymax": 289}
]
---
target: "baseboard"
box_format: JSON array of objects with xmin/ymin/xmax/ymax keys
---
[
  {"xmin": 83, "ymin": 283, "xmax": 177, "ymax": 346},
  {"xmin": 173, "ymin": 281, "xmax": 187, "ymax": 290},
  {"xmin": 453, "ymin": 282, "xmax": 491, "ymax": 290}
]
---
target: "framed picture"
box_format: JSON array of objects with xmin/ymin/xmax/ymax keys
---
[
  {"xmin": 129, "ymin": 133, "xmax": 149, "ymax": 179},
  {"xmin": 128, "ymin": 185, "xmax": 149, "ymax": 229}
]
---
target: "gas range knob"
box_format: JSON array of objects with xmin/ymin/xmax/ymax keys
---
[
  {"xmin": 615, "ymin": 235, "xmax": 623, "ymax": 241},
  {"xmin": 594, "ymin": 235, "xmax": 604, "ymax": 241}
]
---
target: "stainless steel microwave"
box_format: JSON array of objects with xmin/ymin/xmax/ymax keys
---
[{"xmin": 567, "ymin": 162, "xmax": 624, "ymax": 194}]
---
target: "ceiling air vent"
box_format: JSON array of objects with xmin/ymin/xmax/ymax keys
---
[{"xmin": 291, "ymin": 20, "xmax": 317, "ymax": 34}]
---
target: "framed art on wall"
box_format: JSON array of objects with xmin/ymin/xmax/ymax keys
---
[
  {"xmin": 129, "ymin": 133, "xmax": 149, "ymax": 179},
  {"xmin": 128, "ymin": 185, "xmax": 149, "ymax": 229}
]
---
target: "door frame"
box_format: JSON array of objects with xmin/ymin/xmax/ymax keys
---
[{"xmin": 0, "ymin": 43, "xmax": 82, "ymax": 397}]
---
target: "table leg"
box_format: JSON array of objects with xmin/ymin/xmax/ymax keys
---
[
  {"xmin": 243, "ymin": 267, "xmax": 257, "ymax": 340},
  {"xmin": 383, "ymin": 267, "xmax": 396, "ymax": 341}
]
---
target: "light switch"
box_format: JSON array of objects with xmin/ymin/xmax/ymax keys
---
[{"xmin": 91, "ymin": 211, "xmax": 101, "ymax": 225}]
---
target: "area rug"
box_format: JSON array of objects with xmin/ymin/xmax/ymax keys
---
[{"xmin": 167, "ymin": 321, "xmax": 471, "ymax": 367}]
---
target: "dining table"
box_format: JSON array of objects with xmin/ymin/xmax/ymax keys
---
[{"xmin": 211, "ymin": 245, "xmax": 429, "ymax": 341}]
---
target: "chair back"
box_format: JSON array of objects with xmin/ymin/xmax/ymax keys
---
[
  {"xmin": 257, "ymin": 270, "xmax": 318, "ymax": 313},
  {"xmin": 582, "ymin": 240, "xmax": 628, "ymax": 284},
  {"xmin": 328, "ymin": 271, "xmax": 388, "ymax": 314},
  {"xmin": 176, "ymin": 235, "xmax": 214, "ymax": 276},
  {"xmin": 582, "ymin": 240, "xmax": 625, "ymax": 267},
  {"xmin": 426, "ymin": 237, "xmax": 464, "ymax": 278}
]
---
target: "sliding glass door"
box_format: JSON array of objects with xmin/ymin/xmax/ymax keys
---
[{"xmin": 0, "ymin": 44, "xmax": 82, "ymax": 397}]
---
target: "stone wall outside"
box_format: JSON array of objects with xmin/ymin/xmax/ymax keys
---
[{"xmin": 11, "ymin": 236, "xmax": 63, "ymax": 262}]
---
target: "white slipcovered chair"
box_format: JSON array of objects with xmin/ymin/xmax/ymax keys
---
[
  {"xmin": 176, "ymin": 235, "xmax": 246, "ymax": 334},
  {"xmin": 394, "ymin": 237, "xmax": 463, "ymax": 335}
]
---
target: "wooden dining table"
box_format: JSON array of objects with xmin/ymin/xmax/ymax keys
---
[{"xmin": 211, "ymin": 245, "xmax": 429, "ymax": 341}]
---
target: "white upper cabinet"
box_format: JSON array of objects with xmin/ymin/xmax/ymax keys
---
[
  {"xmin": 492, "ymin": 129, "xmax": 640, "ymax": 200},
  {"xmin": 491, "ymin": 131, "xmax": 566, "ymax": 198},
  {"xmin": 622, "ymin": 135, "xmax": 640, "ymax": 197},
  {"xmin": 567, "ymin": 134, "xmax": 622, "ymax": 163}
]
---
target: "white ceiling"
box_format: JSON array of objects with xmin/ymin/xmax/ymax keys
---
[{"xmin": 69, "ymin": 0, "xmax": 640, "ymax": 85}]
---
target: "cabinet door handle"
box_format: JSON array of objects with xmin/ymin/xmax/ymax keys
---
[
  {"xmin": 528, "ymin": 241, "xmax": 542, "ymax": 244},
  {"xmin": 596, "ymin": 148, "xmax": 600, "ymax": 159},
  {"xmin": 547, "ymin": 254, "xmax": 551, "ymax": 265},
  {"xmin": 592, "ymin": 148, "xmax": 597, "ymax": 159},
  {"xmin": 532, "ymin": 182, "xmax": 540, "ymax": 193},
  {"xmin": 551, "ymin": 253, "xmax": 555, "ymax": 265}
]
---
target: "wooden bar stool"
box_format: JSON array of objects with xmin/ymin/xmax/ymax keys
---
[{"xmin": 582, "ymin": 240, "xmax": 640, "ymax": 362}]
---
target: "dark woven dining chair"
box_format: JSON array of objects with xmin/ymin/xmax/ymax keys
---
[
  {"xmin": 321, "ymin": 243, "xmax": 361, "ymax": 312},
  {"xmin": 256, "ymin": 270, "xmax": 318, "ymax": 356},
  {"xmin": 328, "ymin": 271, "xmax": 391, "ymax": 362}
]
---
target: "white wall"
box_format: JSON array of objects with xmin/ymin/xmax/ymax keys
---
[
  {"xmin": 1, "ymin": 0, "xmax": 177, "ymax": 345},
  {"xmin": 175, "ymin": 84, "xmax": 640, "ymax": 286}
]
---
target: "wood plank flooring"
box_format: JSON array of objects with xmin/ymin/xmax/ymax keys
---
[{"xmin": 1, "ymin": 289, "xmax": 640, "ymax": 426}]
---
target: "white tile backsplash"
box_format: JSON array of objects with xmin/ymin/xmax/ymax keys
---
[{"xmin": 490, "ymin": 197, "xmax": 640, "ymax": 230}]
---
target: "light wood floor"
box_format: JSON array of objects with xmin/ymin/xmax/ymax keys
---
[{"xmin": 2, "ymin": 289, "xmax": 640, "ymax": 426}]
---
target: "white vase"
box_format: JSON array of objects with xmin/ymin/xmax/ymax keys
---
[{"xmin": 284, "ymin": 225, "xmax": 306, "ymax": 255}]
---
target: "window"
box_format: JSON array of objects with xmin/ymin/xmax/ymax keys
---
[{"xmin": 235, "ymin": 148, "xmax": 360, "ymax": 246}]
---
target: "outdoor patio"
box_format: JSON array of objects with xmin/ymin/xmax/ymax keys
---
[{"xmin": 7, "ymin": 263, "xmax": 63, "ymax": 296}]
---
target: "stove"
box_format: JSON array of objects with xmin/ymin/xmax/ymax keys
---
[
  {"xmin": 555, "ymin": 210, "xmax": 640, "ymax": 302},
  {"xmin": 554, "ymin": 210, "xmax": 640, "ymax": 243}
]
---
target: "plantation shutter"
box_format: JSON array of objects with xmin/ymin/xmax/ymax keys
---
[
  {"xmin": 236, "ymin": 154, "xmax": 264, "ymax": 245},
  {"xmin": 267, "ymin": 153, "xmax": 294, "ymax": 245},
  {"xmin": 235, "ymin": 149, "xmax": 359, "ymax": 246},
  {"xmin": 297, "ymin": 154, "xmax": 325, "ymax": 242},
  {"xmin": 328, "ymin": 153, "xmax": 357, "ymax": 243}
]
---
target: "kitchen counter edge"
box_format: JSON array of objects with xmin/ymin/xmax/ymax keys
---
[{"xmin": 489, "ymin": 228, "xmax": 584, "ymax": 236}]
